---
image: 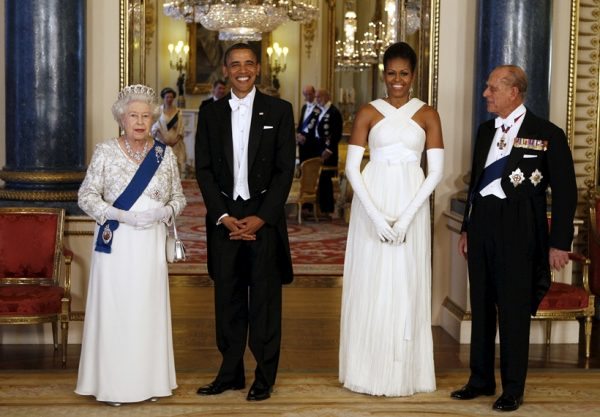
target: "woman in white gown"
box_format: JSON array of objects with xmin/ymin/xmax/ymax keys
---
[
  {"xmin": 339, "ymin": 42, "xmax": 444, "ymax": 396},
  {"xmin": 76, "ymin": 85, "xmax": 186, "ymax": 405}
]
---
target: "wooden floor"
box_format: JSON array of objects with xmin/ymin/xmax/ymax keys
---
[{"xmin": 1, "ymin": 275, "xmax": 598, "ymax": 371}]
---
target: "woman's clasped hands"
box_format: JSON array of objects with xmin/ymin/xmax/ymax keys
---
[{"xmin": 107, "ymin": 206, "xmax": 172, "ymax": 229}]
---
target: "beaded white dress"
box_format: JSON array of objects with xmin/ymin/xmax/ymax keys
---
[
  {"xmin": 339, "ymin": 98, "xmax": 436, "ymax": 396},
  {"xmin": 75, "ymin": 138, "xmax": 186, "ymax": 403}
]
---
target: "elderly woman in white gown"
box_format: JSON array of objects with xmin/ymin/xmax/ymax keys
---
[{"xmin": 75, "ymin": 84, "xmax": 186, "ymax": 406}]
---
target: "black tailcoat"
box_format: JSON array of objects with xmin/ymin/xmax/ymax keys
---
[{"xmin": 461, "ymin": 108, "xmax": 577, "ymax": 396}]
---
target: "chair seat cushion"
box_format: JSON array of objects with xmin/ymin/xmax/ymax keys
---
[
  {"xmin": 537, "ymin": 282, "xmax": 589, "ymax": 311},
  {"xmin": 0, "ymin": 285, "xmax": 64, "ymax": 315}
]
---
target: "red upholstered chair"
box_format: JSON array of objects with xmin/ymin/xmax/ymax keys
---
[
  {"xmin": 0, "ymin": 207, "xmax": 73, "ymax": 365},
  {"xmin": 534, "ymin": 251, "xmax": 595, "ymax": 358}
]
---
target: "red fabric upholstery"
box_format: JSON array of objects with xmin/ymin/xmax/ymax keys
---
[
  {"xmin": 0, "ymin": 213, "xmax": 59, "ymax": 279},
  {"xmin": 538, "ymin": 282, "xmax": 590, "ymax": 311},
  {"xmin": 0, "ymin": 285, "xmax": 64, "ymax": 315}
]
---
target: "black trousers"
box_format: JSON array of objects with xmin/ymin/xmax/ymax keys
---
[
  {"xmin": 209, "ymin": 197, "xmax": 283, "ymax": 388},
  {"xmin": 466, "ymin": 195, "xmax": 535, "ymax": 397}
]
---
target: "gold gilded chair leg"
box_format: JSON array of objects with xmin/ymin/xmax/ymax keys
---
[
  {"xmin": 313, "ymin": 204, "xmax": 319, "ymax": 223},
  {"xmin": 545, "ymin": 320, "xmax": 552, "ymax": 346},
  {"xmin": 61, "ymin": 321, "xmax": 69, "ymax": 366},
  {"xmin": 584, "ymin": 316, "xmax": 592, "ymax": 359},
  {"xmin": 297, "ymin": 202, "xmax": 302, "ymax": 224},
  {"xmin": 52, "ymin": 321, "xmax": 58, "ymax": 350}
]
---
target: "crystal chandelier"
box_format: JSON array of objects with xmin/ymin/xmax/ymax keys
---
[
  {"xmin": 163, "ymin": 1, "xmax": 319, "ymax": 41},
  {"xmin": 336, "ymin": 0, "xmax": 421, "ymax": 72}
]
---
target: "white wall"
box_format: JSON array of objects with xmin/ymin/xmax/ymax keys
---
[{"xmin": 432, "ymin": 0, "xmax": 478, "ymax": 324}]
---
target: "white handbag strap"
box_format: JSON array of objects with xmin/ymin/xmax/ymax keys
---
[{"xmin": 172, "ymin": 217, "xmax": 180, "ymax": 240}]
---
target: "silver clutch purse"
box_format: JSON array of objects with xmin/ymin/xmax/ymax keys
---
[{"xmin": 166, "ymin": 217, "xmax": 186, "ymax": 263}]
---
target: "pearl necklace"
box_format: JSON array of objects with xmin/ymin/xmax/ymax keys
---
[{"xmin": 123, "ymin": 137, "xmax": 149, "ymax": 163}]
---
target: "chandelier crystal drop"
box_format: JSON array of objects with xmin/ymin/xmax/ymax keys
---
[{"xmin": 163, "ymin": 1, "xmax": 319, "ymax": 41}]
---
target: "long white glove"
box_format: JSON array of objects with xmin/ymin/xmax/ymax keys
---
[
  {"xmin": 106, "ymin": 206, "xmax": 171, "ymax": 228},
  {"xmin": 392, "ymin": 148, "xmax": 444, "ymax": 244},
  {"xmin": 345, "ymin": 144, "xmax": 396, "ymax": 242}
]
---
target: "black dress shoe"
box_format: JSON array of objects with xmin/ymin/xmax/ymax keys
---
[
  {"xmin": 492, "ymin": 393, "xmax": 523, "ymax": 412},
  {"xmin": 246, "ymin": 382, "xmax": 272, "ymax": 401},
  {"xmin": 450, "ymin": 384, "xmax": 496, "ymax": 400},
  {"xmin": 196, "ymin": 379, "xmax": 245, "ymax": 396}
]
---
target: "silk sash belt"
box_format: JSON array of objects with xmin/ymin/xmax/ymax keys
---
[{"xmin": 369, "ymin": 143, "xmax": 420, "ymax": 165}]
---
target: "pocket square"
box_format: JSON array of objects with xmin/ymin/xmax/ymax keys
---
[
  {"xmin": 263, "ymin": 125, "xmax": 274, "ymax": 130},
  {"xmin": 523, "ymin": 154, "xmax": 538, "ymax": 159}
]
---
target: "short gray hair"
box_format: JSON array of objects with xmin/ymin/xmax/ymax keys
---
[
  {"xmin": 496, "ymin": 65, "xmax": 528, "ymax": 98},
  {"xmin": 111, "ymin": 84, "xmax": 161, "ymax": 129}
]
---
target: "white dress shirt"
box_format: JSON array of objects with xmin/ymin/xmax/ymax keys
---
[
  {"xmin": 479, "ymin": 103, "xmax": 527, "ymax": 199},
  {"xmin": 302, "ymin": 101, "xmax": 316, "ymax": 121},
  {"xmin": 230, "ymin": 87, "xmax": 256, "ymax": 201}
]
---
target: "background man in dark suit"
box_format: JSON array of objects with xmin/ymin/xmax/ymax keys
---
[
  {"xmin": 195, "ymin": 43, "xmax": 296, "ymax": 402},
  {"xmin": 200, "ymin": 79, "xmax": 227, "ymax": 109},
  {"xmin": 296, "ymin": 84, "xmax": 321, "ymax": 162},
  {"xmin": 451, "ymin": 65, "xmax": 577, "ymax": 412},
  {"xmin": 315, "ymin": 88, "xmax": 343, "ymax": 215}
]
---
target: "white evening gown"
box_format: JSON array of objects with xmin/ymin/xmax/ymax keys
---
[
  {"xmin": 75, "ymin": 139, "xmax": 186, "ymax": 403},
  {"xmin": 339, "ymin": 98, "xmax": 436, "ymax": 396}
]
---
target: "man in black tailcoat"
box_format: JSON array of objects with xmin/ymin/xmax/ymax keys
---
[
  {"xmin": 195, "ymin": 43, "xmax": 295, "ymax": 402},
  {"xmin": 296, "ymin": 84, "xmax": 322, "ymax": 162},
  {"xmin": 314, "ymin": 88, "xmax": 343, "ymax": 215},
  {"xmin": 451, "ymin": 65, "xmax": 577, "ymax": 412}
]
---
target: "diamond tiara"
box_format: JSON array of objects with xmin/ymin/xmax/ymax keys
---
[{"xmin": 117, "ymin": 84, "xmax": 156, "ymax": 101}]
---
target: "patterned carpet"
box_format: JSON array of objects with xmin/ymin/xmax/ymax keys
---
[
  {"xmin": 174, "ymin": 180, "xmax": 347, "ymax": 275},
  {"xmin": 1, "ymin": 369, "xmax": 599, "ymax": 416}
]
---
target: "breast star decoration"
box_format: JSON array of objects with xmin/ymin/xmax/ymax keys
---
[
  {"xmin": 529, "ymin": 169, "xmax": 543, "ymax": 186},
  {"xmin": 509, "ymin": 168, "xmax": 525, "ymax": 187}
]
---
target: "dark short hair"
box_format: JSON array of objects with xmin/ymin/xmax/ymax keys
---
[
  {"xmin": 160, "ymin": 87, "xmax": 177, "ymax": 98},
  {"xmin": 213, "ymin": 79, "xmax": 226, "ymax": 88},
  {"xmin": 223, "ymin": 43, "xmax": 259, "ymax": 66},
  {"xmin": 383, "ymin": 42, "xmax": 417, "ymax": 72}
]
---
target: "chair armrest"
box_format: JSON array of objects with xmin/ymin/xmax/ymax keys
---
[
  {"xmin": 567, "ymin": 252, "xmax": 592, "ymax": 294},
  {"xmin": 61, "ymin": 246, "xmax": 73, "ymax": 297}
]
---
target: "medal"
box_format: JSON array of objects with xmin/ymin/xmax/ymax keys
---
[
  {"xmin": 497, "ymin": 135, "xmax": 507, "ymax": 150},
  {"xmin": 509, "ymin": 168, "xmax": 525, "ymax": 187},
  {"xmin": 529, "ymin": 169, "xmax": 543, "ymax": 186},
  {"xmin": 101, "ymin": 224, "xmax": 113, "ymax": 244}
]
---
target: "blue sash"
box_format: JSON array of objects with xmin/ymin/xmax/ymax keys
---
[
  {"xmin": 299, "ymin": 108, "xmax": 319, "ymax": 133},
  {"xmin": 95, "ymin": 140, "xmax": 167, "ymax": 253},
  {"xmin": 475, "ymin": 155, "xmax": 509, "ymax": 194}
]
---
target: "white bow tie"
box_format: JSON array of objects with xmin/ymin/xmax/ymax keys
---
[
  {"xmin": 495, "ymin": 117, "xmax": 509, "ymax": 129},
  {"xmin": 229, "ymin": 97, "xmax": 250, "ymax": 112}
]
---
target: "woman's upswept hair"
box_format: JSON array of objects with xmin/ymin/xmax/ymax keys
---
[
  {"xmin": 383, "ymin": 42, "xmax": 417, "ymax": 72},
  {"xmin": 111, "ymin": 84, "xmax": 161, "ymax": 128}
]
